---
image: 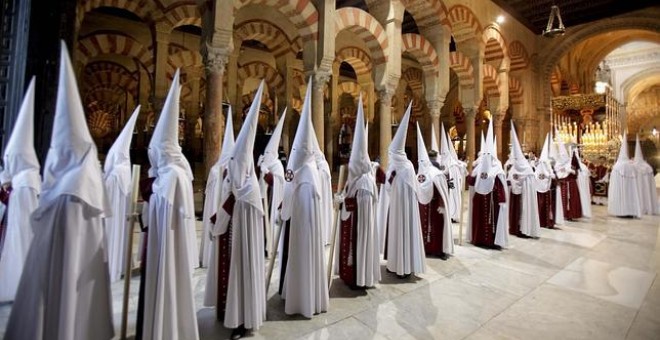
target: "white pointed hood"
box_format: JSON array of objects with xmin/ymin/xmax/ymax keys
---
[
  {"xmin": 219, "ymin": 106, "xmax": 235, "ymax": 168},
  {"xmin": 348, "ymin": 94, "xmax": 371, "ymax": 184},
  {"xmin": 539, "ymin": 134, "xmax": 550, "ymax": 162},
  {"xmin": 486, "ymin": 119, "xmax": 495, "ymax": 156},
  {"xmin": 534, "ymin": 133, "xmax": 554, "ymax": 192},
  {"xmin": 287, "ymin": 77, "xmax": 318, "ymax": 174},
  {"xmin": 478, "ymin": 131, "xmax": 486, "ymax": 157},
  {"xmin": 471, "ymin": 119, "xmax": 504, "ymax": 194},
  {"xmin": 430, "ymin": 125, "xmax": 439, "ymax": 152},
  {"xmin": 509, "ymin": 121, "xmax": 533, "ymax": 176},
  {"xmin": 634, "ymin": 135, "xmax": 644, "ymax": 163},
  {"xmin": 103, "ymin": 105, "xmax": 140, "ymax": 194},
  {"xmin": 438, "ymin": 123, "xmax": 451, "ymax": 166},
  {"xmin": 616, "ymin": 133, "xmax": 629, "ymax": 163},
  {"xmin": 229, "ymin": 80, "xmax": 264, "ymax": 187},
  {"xmin": 38, "ymin": 41, "xmax": 109, "ymax": 215},
  {"xmin": 2, "ymin": 77, "xmax": 40, "ymax": 190},
  {"xmin": 389, "ymin": 101, "xmax": 413, "ymax": 167},
  {"xmin": 416, "ymin": 123, "xmax": 436, "ymax": 175},
  {"xmin": 148, "ymin": 69, "xmax": 193, "ymax": 181},
  {"xmin": 258, "ymin": 107, "xmax": 286, "ymax": 174}
]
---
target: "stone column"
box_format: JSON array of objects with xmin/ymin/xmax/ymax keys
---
[
  {"xmin": 186, "ymin": 67, "xmax": 202, "ymax": 154},
  {"xmin": 427, "ymin": 99, "xmax": 443, "ymax": 144},
  {"xmin": 203, "ymin": 48, "xmax": 229, "ymax": 177},
  {"xmin": 154, "ymin": 23, "xmax": 171, "ymax": 104},
  {"xmin": 464, "ymin": 107, "xmax": 477, "ymax": 171},
  {"xmin": 312, "ymin": 71, "xmax": 330, "ymax": 152},
  {"xmin": 493, "ymin": 109, "xmax": 506, "ymax": 160},
  {"xmin": 378, "ymin": 87, "xmax": 395, "ymax": 167}
]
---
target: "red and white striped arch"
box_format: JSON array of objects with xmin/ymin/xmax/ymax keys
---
[
  {"xmin": 335, "ymin": 7, "xmax": 389, "ymax": 65},
  {"xmin": 402, "ymin": 67, "xmax": 425, "ymax": 94},
  {"xmin": 509, "ymin": 76, "xmax": 523, "ymax": 104},
  {"xmin": 482, "ymin": 63, "xmax": 500, "ymax": 97},
  {"xmin": 234, "ymin": 20, "xmax": 293, "ymax": 58},
  {"xmin": 83, "ymin": 61, "xmax": 139, "ymax": 95},
  {"xmin": 401, "ymin": 33, "xmax": 439, "ymax": 75},
  {"xmin": 336, "ymin": 46, "xmax": 373, "ymax": 76},
  {"xmin": 78, "ymin": 33, "xmax": 154, "ymax": 72},
  {"xmin": 447, "ymin": 5, "xmax": 482, "ymax": 43},
  {"xmin": 159, "ymin": 4, "xmax": 202, "ymax": 30},
  {"xmin": 234, "ymin": 0, "xmax": 318, "ymax": 41},
  {"xmin": 449, "ymin": 51, "xmax": 474, "ymax": 87},
  {"xmin": 338, "ymin": 81, "xmax": 364, "ymax": 99},
  {"xmin": 77, "ymin": 0, "xmax": 154, "ymax": 27},
  {"xmin": 166, "ymin": 50, "xmax": 203, "ymax": 80},
  {"xmin": 237, "ymin": 61, "xmax": 286, "ymax": 96},
  {"xmin": 400, "ymin": 0, "xmax": 451, "ymax": 31},
  {"xmin": 508, "ymin": 41, "xmax": 530, "ymax": 71},
  {"xmin": 483, "ymin": 26, "xmax": 508, "ymax": 64}
]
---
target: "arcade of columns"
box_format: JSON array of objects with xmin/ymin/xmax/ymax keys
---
[{"xmin": 74, "ymin": 0, "xmax": 660, "ymax": 176}]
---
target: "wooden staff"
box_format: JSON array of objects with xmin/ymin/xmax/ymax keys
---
[
  {"xmin": 262, "ymin": 186, "xmax": 272, "ymax": 262},
  {"xmin": 120, "ymin": 165, "xmax": 141, "ymax": 340},
  {"xmin": 327, "ymin": 165, "xmax": 347, "ymax": 289},
  {"xmin": 458, "ymin": 176, "xmax": 465, "ymax": 246},
  {"xmin": 265, "ymin": 216, "xmax": 282, "ymax": 293}
]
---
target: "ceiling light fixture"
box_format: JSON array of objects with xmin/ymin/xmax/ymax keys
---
[
  {"xmin": 496, "ymin": 15, "xmax": 505, "ymax": 24},
  {"xmin": 542, "ymin": 4, "xmax": 566, "ymax": 37}
]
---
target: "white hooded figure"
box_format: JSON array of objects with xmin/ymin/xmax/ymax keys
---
[
  {"xmin": 416, "ymin": 123, "xmax": 454, "ymax": 256},
  {"xmin": 378, "ymin": 102, "xmax": 426, "ymax": 276},
  {"xmin": 572, "ymin": 148, "xmax": 593, "ymax": 218},
  {"xmin": 337, "ymin": 95, "xmax": 381, "ymax": 288},
  {"xmin": 466, "ymin": 120, "xmax": 509, "ymax": 248},
  {"xmin": 548, "ymin": 135, "xmax": 565, "ymax": 225},
  {"xmin": 440, "ymin": 124, "xmax": 468, "ymax": 222},
  {"xmin": 0, "ymin": 78, "xmax": 41, "ymax": 302},
  {"xmin": 554, "ymin": 135, "xmax": 583, "ymax": 220},
  {"xmin": 4, "ymin": 42, "xmax": 114, "ymax": 340},
  {"xmin": 313, "ymin": 141, "xmax": 333, "ymax": 245},
  {"xmin": 202, "ymin": 107, "xmax": 234, "ymax": 306},
  {"xmin": 101, "ymin": 105, "xmax": 140, "ymax": 283},
  {"xmin": 534, "ymin": 134, "xmax": 558, "ymax": 228},
  {"xmin": 280, "ymin": 78, "xmax": 329, "ymax": 317},
  {"xmin": 212, "ymin": 81, "xmax": 266, "ymax": 334},
  {"xmin": 633, "ymin": 135, "xmax": 658, "ymax": 215},
  {"xmin": 608, "ymin": 134, "xmax": 642, "ymax": 218},
  {"xmin": 201, "ymin": 107, "xmax": 234, "ymax": 270},
  {"xmin": 142, "ymin": 69, "xmax": 199, "ymax": 340},
  {"xmin": 507, "ymin": 122, "xmax": 540, "ymax": 238},
  {"xmin": 258, "ymin": 108, "xmax": 287, "ymax": 254}
]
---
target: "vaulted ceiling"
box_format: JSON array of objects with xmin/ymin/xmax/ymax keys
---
[{"xmin": 491, "ymin": 0, "xmax": 659, "ymax": 34}]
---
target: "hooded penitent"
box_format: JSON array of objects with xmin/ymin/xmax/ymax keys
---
[
  {"xmin": 258, "ymin": 108, "xmax": 287, "ymax": 257},
  {"xmin": 416, "ymin": 123, "xmax": 454, "ymax": 255},
  {"xmin": 572, "ymin": 148, "xmax": 592, "ymax": 218},
  {"xmin": 103, "ymin": 105, "xmax": 140, "ymax": 282},
  {"xmin": 5, "ymin": 41, "xmax": 114, "ymax": 340},
  {"xmin": 608, "ymin": 133, "xmax": 642, "ymax": 217},
  {"xmin": 216, "ymin": 80, "xmax": 266, "ymax": 330},
  {"xmin": 142, "ymin": 69, "xmax": 199, "ymax": 340},
  {"xmin": 0, "ymin": 78, "xmax": 41, "ymax": 302},
  {"xmin": 203, "ymin": 106, "xmax": 234, "ymax": 306},
  {"xmin": 507, "ymin": 121, "xmax": 540, "ymax": 238},
  {"xmin": 440, "ymin": 123, "xmax": 468, "ymax": 221},
  {"xmin": 338, "ymin": 94, "xmax": 381, "ymax": 288},
  {"xmin": 280, "ymin": 77, "xmax": 329, "ymax": 318},
  {"xmin": 472, "ymin": 119, "xmax": 505, "ymax": 195},
  {"xmin": 201, "ymin": 106, "xmax": 234, "ymax": 270},
  {"xmin": 534, "ymin": 134, "xmax": 555, "ymax": 193},
  {"xmin": 633, "ymin": 135, "xmax": 658, "ymax": 215},
  {"xmin": 553, "ymin": 133, "xmax": 572, "ymax": 179},
  {"xmin": 378, "ymin": 101, "xmax": 426, "ymax": 275}
]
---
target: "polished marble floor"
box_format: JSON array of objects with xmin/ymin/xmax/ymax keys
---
[{"xmin": 1, "ymin": 200, "xmax": 659, "ymax": 340}]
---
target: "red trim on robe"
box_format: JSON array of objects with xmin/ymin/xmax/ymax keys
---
[
  {"xmin": 468, "ymin": 176, "xmax": 506, "ymax": 248},
  {"xmin": 339, "ymin": 197, "xmax": 358, "ymax": 287},
  {"xmin": 418, "ymin": 186, "xmax": 446, "ymax": 256}
]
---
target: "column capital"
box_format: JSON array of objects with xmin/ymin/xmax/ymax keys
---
[
  {"xmin": 312, "ymin": 71, "xmax": 331, "ymax": 91},
  {"xmin": 154, "ymin": 23, "xmax": 172, "ymax": 42},
  {"xmin": 377, "ymin": 86, "xmax": 396, "ymax": 103},
  {"xmin": 427, "ymin": 99, "xmax": 445, "ymax": 118},
  {"xmin": 463, "ymin": 106, "xmax": 479, "ymax": 119},
  {"xmin": 204, "ymin": 44, "xmax": 231, "ymax": 74}
]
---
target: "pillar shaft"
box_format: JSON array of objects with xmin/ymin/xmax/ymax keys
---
[
  {"xmin": 465, "ymin": 107, "xmax": 477, "ymax": 172},
  {"xmin": 154, "ymin": 25, "xmax": 170, "ymax": 103},
  {"xmin": 203, "ymin": 50, "xmax": 229, "ymax": 177},
  {"xmin": 378, "ymin": 88, "xmax": 395, "ymax": 167},
  {"xmin": 312, "ymin": 72, "xmax": 330, "ymax": 153}
]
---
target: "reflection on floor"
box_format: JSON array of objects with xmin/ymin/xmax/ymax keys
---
[{"xmin": 1, "ymin": 204, "xmax": 658, "ymax": 340}]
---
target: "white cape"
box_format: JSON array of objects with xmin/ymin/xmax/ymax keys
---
[
  {"xmin": 448, "ymin": 164, "xmax": 467, "ymax": 221},
  {"xmin": 608, "ymin": 163, "xmax": 642, "ymax": 218},
  {"xmin": 577, "ymin": 168, "xmax": 592, "ymax": 218},
  {"xmin": 281, "ymin": 164, "xmax": 329, "ymax": 317},
  {"xmin": 418, "ymin": 170, "xmax": 454, "ymax": 254},
  {"xmin": 380, "ymin": 163, "xmax": 426, "ymax": 275},
  {"xmin": 508, "ymin": 174, "xmax": 541, "ymax": 238},
  {"xmin": 102, "ymin": 169, "xmax": 131, "ymax": 282},
  {"xmin": 0, "ymin": 183, "xmax": 39, "ymax": 301},
  {"xmin": 201, "ymin": 164, "xmax": 221, "ymax": 268},
  {"xmin": 143, "ymin": 168, "xmax": 199, "ymax": 340},
  {"xmin": 4, "ymin": 196, "xmax": 114, "ymax": 340}
]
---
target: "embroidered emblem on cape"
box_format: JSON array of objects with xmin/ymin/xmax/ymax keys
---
[
  {"xmin": 285, "ymin": 169, "xmax": 294, "ymax": 182},
  {"xmin": 480, "ymin": 172, "xmax": 488, "ymax": 179},
  {"xmin": 439, "ymin": 165, "xmax": 446, "ymax": 171},
  {"xmin": 513, "ymin": 174, "xmax": 520, "ymax": 180},
  {"xmin": 417, "ymin": 174, "xmax": 426, "ymax": 183},
  {"xmin": 538, "ymin": 174, "xmax": 546, "ymax": 180}
]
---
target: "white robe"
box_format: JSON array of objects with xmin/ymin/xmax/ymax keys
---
[
  {"xmin": 102, "ymin": 169, "xmax": 130, "ymax": 282},
  {"xmin": 608, "ymin": 162, "xmax": 642, "ymax": 218},
  {"xmin": 418, "ymin": 169, "xmax": 454, "ymax": 254},
  {"xmin": 318, "ymin": 166, "xmax": 333, "ymax": 245},
  {"xmin": 447, "ymin": 163, "xmax": 467, "ymax": 221},
  {"xmin": 201, "ymin": 164, "xmax": 221, "ymax": 268},
  {"xmin": 259, "ymin": 160, "xmax": 285, "ymax": 253},
  {"xmin": 203, "ymin": 165, "xmax": 226, "ymax": 307},
  {"xmin": 0, "ymin": 184, "xmax": 39, "ymax": 301},
  {"xmin": 466, "ymin": 174, "xmax": 510, "ymax": 248},
  {"xmin": 220, "ymin": 176, "xmax": 266, "ymax": 329},
  {"xmin": 577, "ymin": 167, "xmax": 593, "ymax": 218},
  {"xmin": 4, "ymin": 196, "xmax": 114, "ymax": 340},
  {"xmin": 508, "ymin": 174, "xmax": 541, "ymax": 238},
  {"xmin": 143, "ymin": 168, "xmax": 199, "ymax": 340},
  {"xmin": 633, "ymin": 162, "xmax": 658, "ymax": 215},
  {"xmin": 381, "ymin": 163, "xmax": 426, "ymax": 275},
  {"xmin": 281, "ymin": 164, "xmax": 329, "ymax": 317},
  {"xmin": 340, "ymin": 172, "xmax": 381, "ymax": 287}
]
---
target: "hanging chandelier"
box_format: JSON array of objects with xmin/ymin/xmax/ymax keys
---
[{"xmin": 542, "ymin": 4, "xmax": 566, "ymax": 37}]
